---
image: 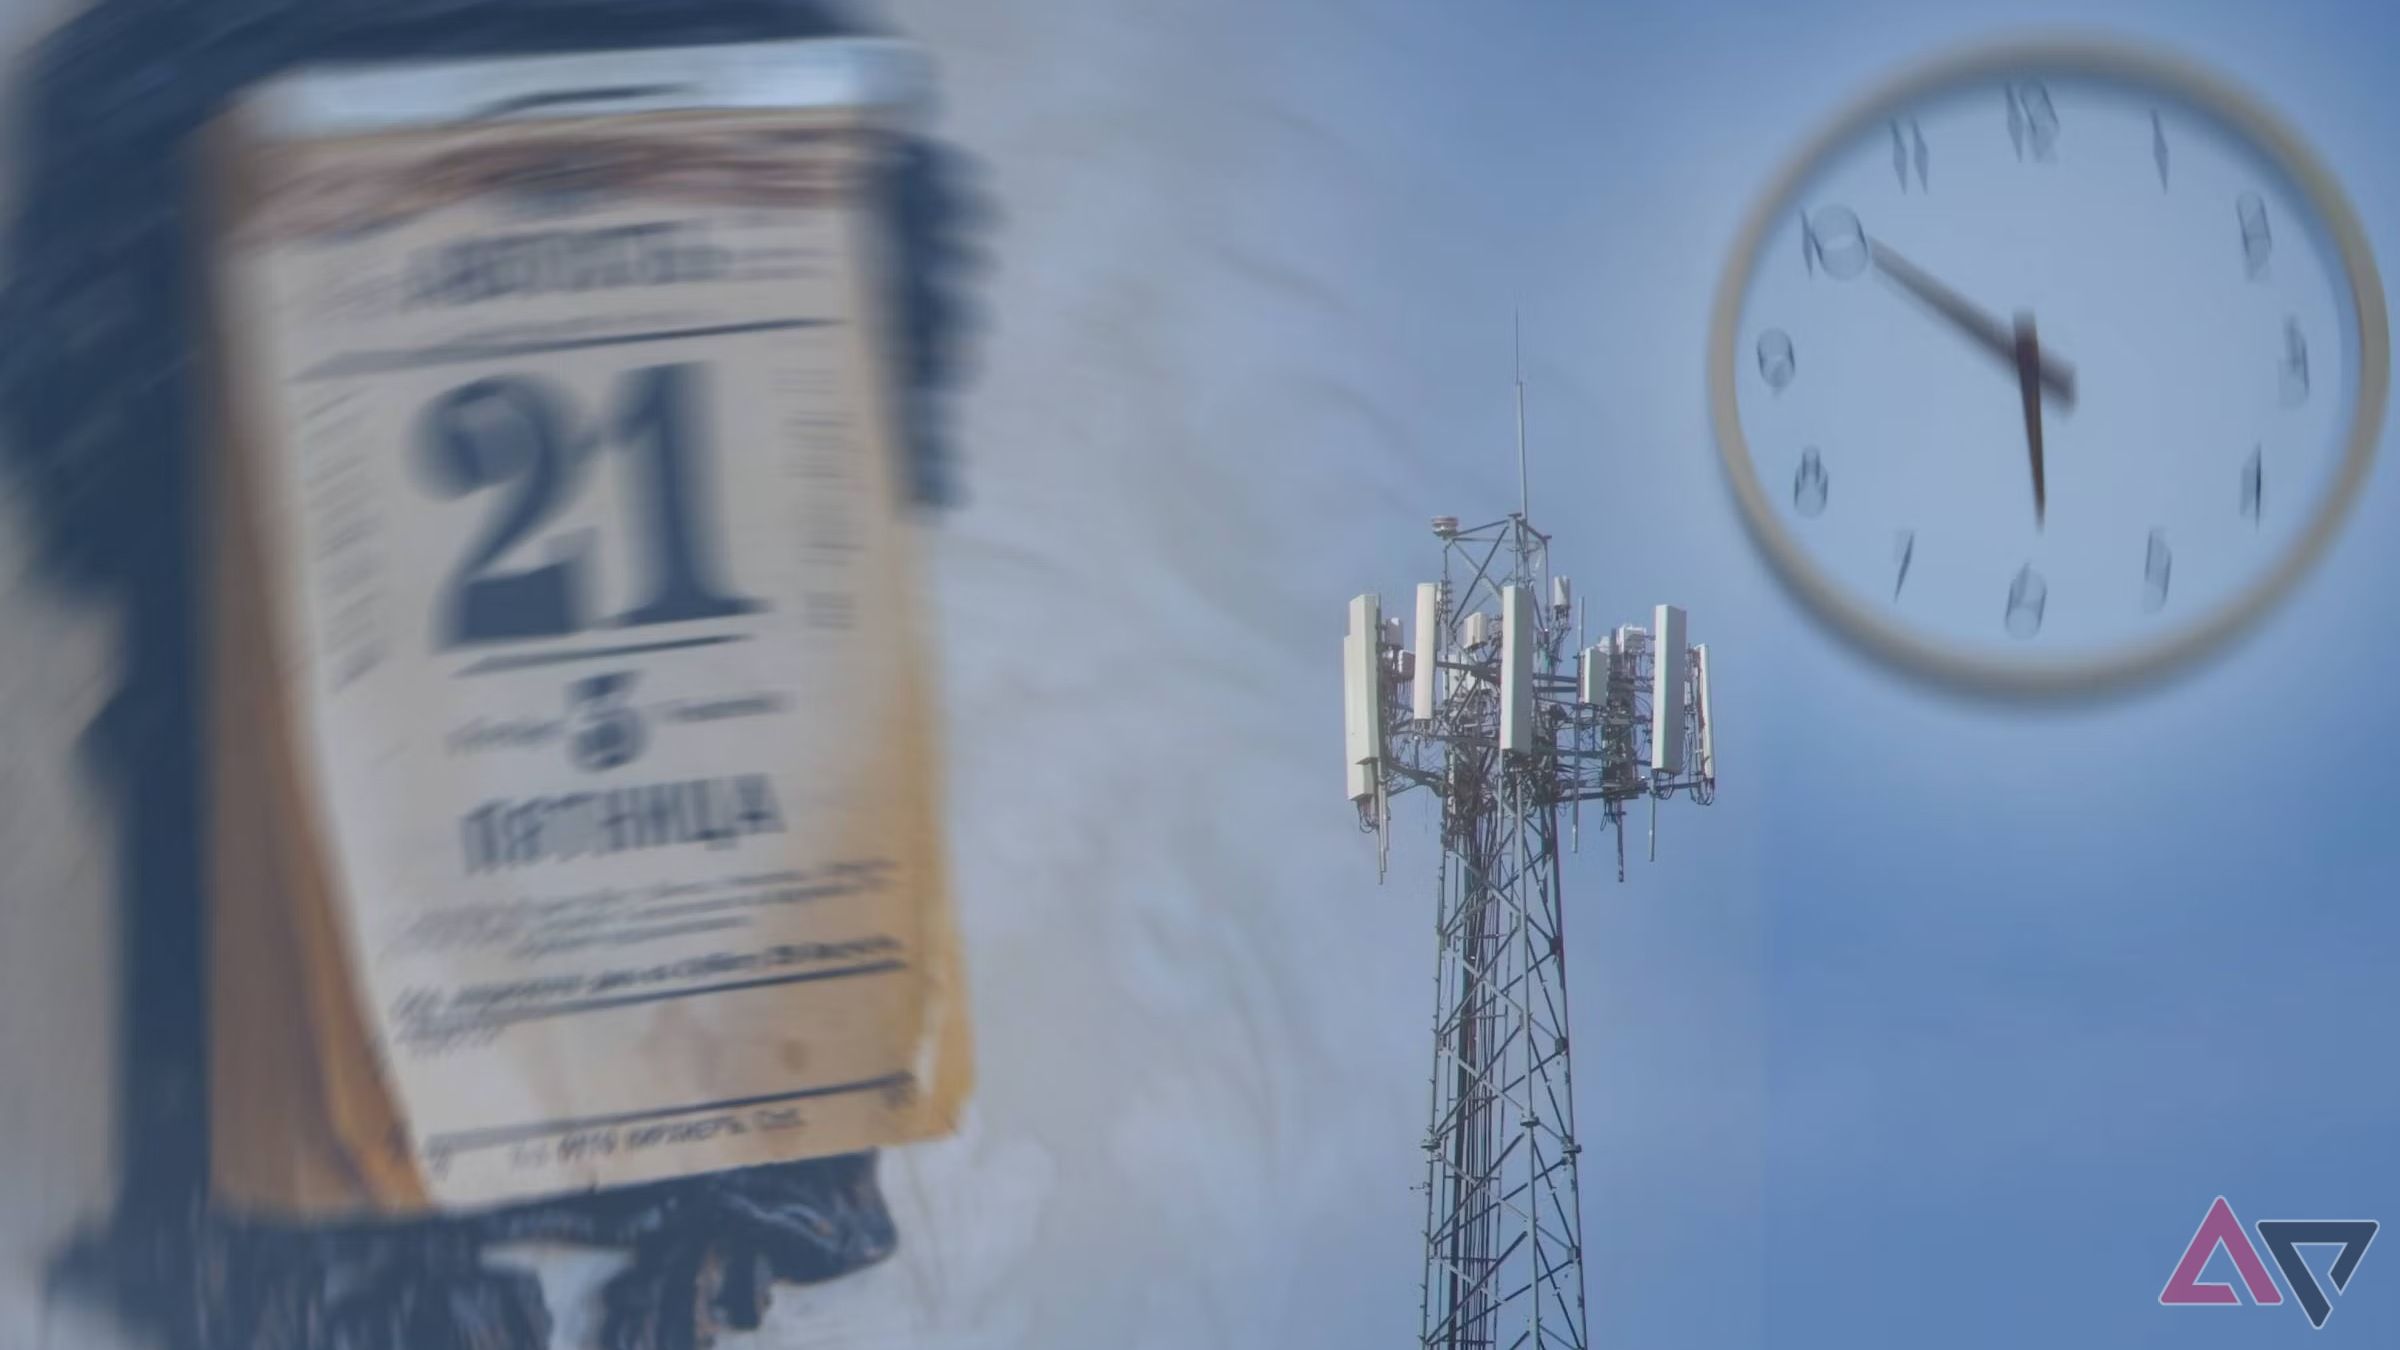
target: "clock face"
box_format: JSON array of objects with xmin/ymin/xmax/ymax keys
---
[{"xmin": 1711, "ymin": 41, "xmax": 2388, "ymax": 695}]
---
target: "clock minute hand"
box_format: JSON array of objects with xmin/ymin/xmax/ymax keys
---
[{"xmin": 1868, "ymin": 239, "xmax": 2078, "ymax": 409}]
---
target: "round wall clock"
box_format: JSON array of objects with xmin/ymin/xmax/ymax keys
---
[{"xmin": 1709, "ymin": 37, "xmax": 2389, "ymax": 696}]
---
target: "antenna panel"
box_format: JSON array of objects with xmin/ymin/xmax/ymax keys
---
[
  {"xmin": 1344, "ymin": 594, "xmax": 1383, "ymax": 801},
  {"xmin": 1551, "ymin": 575, "xmax": 1573, "ymax": 615},
  {"xmin": 1500, "ymin": 584, "xmax": 1534, "ymax": 752},
  {"xmin": 1383, "ymin": 616, "xmax": 1404, "ymax": 651},
  {"xmin": 1412, "ymin": 582, "xmax": 1441, "ymax": 721},
  {"xmin": 1343, "ymin": 627, "xmax": 1364, "ymax": 799},
  {"xmin": 1693, "ymin": 642, "xmax": 1715, "ymax": 781},
  {"xmin": 1577, "ymin": 644, "xmax": 1603, "ymax": 705},
  {"xmin": 1650, "ymin": 604, "xmax": 1688, "ymax": 773},
  {"xmin": 1463, "ymin": 611, "xmax": 1490, "ymax": 650}
]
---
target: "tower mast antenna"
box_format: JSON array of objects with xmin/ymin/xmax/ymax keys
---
[{"xmin": 1340, "ymin": 337, "xmax": 1723, "ymax": 1350}]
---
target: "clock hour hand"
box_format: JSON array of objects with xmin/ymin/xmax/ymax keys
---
[
  {"xmin": 1868, "ymin": 239, "xmax": 2078, "ymax": 409},
  {"xmin": 2014, "ymin": 312, "xmax": 2047, "ymax": 528}
]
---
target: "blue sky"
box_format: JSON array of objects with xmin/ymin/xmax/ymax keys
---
[{"xmin": 881, "ymin": 1, "xmax": 2400, "ymax": 1346}]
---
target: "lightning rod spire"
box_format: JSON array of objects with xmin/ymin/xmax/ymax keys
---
[{"xmin": 1514, "ymin": 311, "xmax": 1529, "ymax": 520}]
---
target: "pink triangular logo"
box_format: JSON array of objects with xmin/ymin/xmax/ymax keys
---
[{"xmin": 2161, "ymin": 1196, "xmax": 2284, "ymax": 1306}]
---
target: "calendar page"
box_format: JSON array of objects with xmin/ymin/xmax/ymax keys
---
[{"xmin": 205, "ymin": 55, "xmax": 966, "ymax": 1209}]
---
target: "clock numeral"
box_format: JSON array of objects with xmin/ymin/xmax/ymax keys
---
[
  {"xmin": 2152, "ymin": 110, "xmax": 2170, "ymax": 191},
  {"xmin": 1756, "ymin": 329, "xmax": 1796, "ymax": 391},
  {"xmin": 1889, "ymin": 119, "xmax": 1929, "ymax": 192},
  {"xmin": 2238, "ymin": 192, "xmax": 2273, "ymax": 280},
  {"xmin": 2004, "ymin": 564, "xmax": 2047, "ymax": 639},
  {"xmin": 2240, "ymin": 445, "xmax": 2265, "ymax": 524},
  {"xmin": 2006, "ymin": 82, "xmax": 2058, "ymax": 162},
  {"xmin": 1892, "ymin": 529, "xmax": 1915, "ymax": 600},
  {"xmin": 2143, "ymin": 529, "xmax": 2173, "ymax": 614},
  {"xmin": 2280, "ymin": 318, "xmax": 2309, "ymax": 405},
  {"xmin": 1803, "ymin": 206, "xmax": 1868, "ymax": 280},
  {"xmin": 1793, "ymin": 447, "xmax": 1830, "ymax": 517}
]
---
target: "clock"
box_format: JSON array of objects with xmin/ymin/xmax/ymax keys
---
[{"xmin": 1708, "ymin": 38, "xmax": 2389, "ymax": 696}]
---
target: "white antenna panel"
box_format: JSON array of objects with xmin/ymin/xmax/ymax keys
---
[
  {"xmin": 1343, "ymin": 624, "xmax": 1364, "ymax": 798},
  {"xmin": 1551, "ymin": 575, "xmax": 1573, "ymax": 615},
  {"xmin": 1344, "ymin": 594, "xmax": 1384, "ymax": 801},
  {"xmin": 1499, "ymin": 584, "xmax": 1535, "ymax": 753},
  {"xmin": 1412, "ymin": 582, "xmax": 1441, "ymax": 721},
  {"xmin": 1577, "ymin": 644, "xmax": 1604, "ymax": 704},
  {"xmin": 1693, "ymin": 643, "xmax": 1715, "ymax": 781},
  {"xmin": 1383, "ymin": 616, "xmax": 1404, "ymax": 651},
  {"xmin": 1463, "ymin": 611, "xmax": 1490, "ymax": 650},
  {"xmin": 1649, "ymin": 604, "xmax": 1687, "ymax": 773}
]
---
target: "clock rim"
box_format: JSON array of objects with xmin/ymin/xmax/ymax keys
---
[{"xmin": 1706, "ymin": 33, "xmax": 2391, "ymax": 699}]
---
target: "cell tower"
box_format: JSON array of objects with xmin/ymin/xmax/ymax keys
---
[{"xmin": 1342, "ymin": 351, "xmax": 1718, "ymax": 1350}]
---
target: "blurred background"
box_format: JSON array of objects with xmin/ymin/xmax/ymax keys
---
[{"xmin": 2, "ymin": 0, "xmax": 2395, "ymax": 1346}]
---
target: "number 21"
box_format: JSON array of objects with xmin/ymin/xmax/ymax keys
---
[{"xmin": 417, "ymin": 363, "xmax": 763, "ymax": 649}]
